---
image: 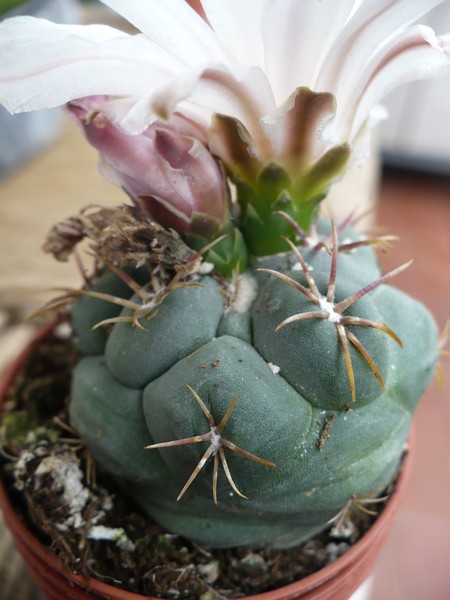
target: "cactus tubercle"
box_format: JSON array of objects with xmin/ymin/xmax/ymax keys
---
[
  {"xmin": 257, "ymin": 221, "xmax": 411, "ymax": 402},
  {"xmin": 146, "ymin": 385, "xmax": 276, "ymax": 505}
]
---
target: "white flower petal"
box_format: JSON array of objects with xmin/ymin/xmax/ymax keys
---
[
  {"xmin": 350, "ymin": 26, "xmax": 450, "ymax": 140},
  {"xmin": 110, "ymin": 62, "xmax": 277, "ymax": 138},
  {"xmin": 316, "ymin": 0, "xmax": 448, "ymax": 133},
  {"xmin": 201, "ymin": 0, "xmax": 271, "ymax": 67},
  {"xmin": 101, "ymin": 0, "xmax": 226, "ymax": 65},
  {"xmin": 187, "ymin": 66, "xmax": 276, "ymax": 159},
  {"xmin": 0, "ymin": 17, "xmax": 183, "ymax": 114},
  {"xmin": 322, "ymin": 0, "xmax": 447, "ymax": 82},
  {"xmin": 262, "ymin": 0, "xmax": 359, "ymax": 104},
  {"xmin": 116, "ymin": 68, "xmax": 206, "ymax": 133},
  {"xmin": 261, "ymin": 87, "xmax": 337, "ymax": 174},
  {"xmin": 1, "ymin": 0, "xmax": 448, "ymax": 187}
]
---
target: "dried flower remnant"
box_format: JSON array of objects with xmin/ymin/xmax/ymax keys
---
[
  {"xmin": 36, "ymin": 206, "xmax": 227, "ymax": 327},
  {"xmin": 43, "ymin": 205, "xmax": 195, "ymax": 269}
]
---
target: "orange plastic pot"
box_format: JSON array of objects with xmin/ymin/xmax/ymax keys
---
[{"xmin": 0, "ymin": 327, "xmax": 411, "ymax": 600}]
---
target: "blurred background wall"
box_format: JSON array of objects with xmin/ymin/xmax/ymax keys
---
[{"xmin": 380, "ymin": 1, "xmax": 450, "ymax": 174}]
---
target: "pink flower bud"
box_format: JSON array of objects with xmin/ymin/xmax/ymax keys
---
[{"xmin": 67, "ymin": 98, "xmax": 230, "ymax": 235}]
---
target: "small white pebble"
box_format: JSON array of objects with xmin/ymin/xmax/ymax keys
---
[
  {"xmin": 88, "ymin": 525, "xmax": 136, "ymax": 552},
  {"xmin": 198, "ymin": 561, "xmax": 219, "ymax": 584},
  {"xmin": 268, "ymin": 362, "xmax": 280, "ymax": 374}
]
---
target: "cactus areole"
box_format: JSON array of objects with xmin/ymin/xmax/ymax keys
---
[{"xmin": 1, "ymin": 0, "xmax": 448, "ymax": 552}]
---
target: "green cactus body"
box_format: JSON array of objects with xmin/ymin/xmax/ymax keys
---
[
  {"xmin": 70, "ymin": 224, "xmax": 439, "ymax": 549},
  {"xmin": 72, "ymin": 266, "xmax": 151, "ymax": 356},
  {"xmin": 105, "ymin": 276, "xmax": 224, "ymax": 388}
]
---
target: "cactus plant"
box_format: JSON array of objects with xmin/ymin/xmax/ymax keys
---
[
  {"xmin": 1, "ymin": 0, "xmax": 449, "ymax": 555},
  {"xmin": 61, "ymin": 210, "xmax": 437, "ymax": 549}
]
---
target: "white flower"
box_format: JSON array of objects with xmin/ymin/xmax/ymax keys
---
[{"xmin": 0, "ymin": 0, "xmax": 449, "ymax": 173}]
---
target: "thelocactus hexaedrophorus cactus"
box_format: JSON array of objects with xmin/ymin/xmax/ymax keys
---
[{"xmin": 1, "ymin": 0, "xmax": 449, "ymax": 550}]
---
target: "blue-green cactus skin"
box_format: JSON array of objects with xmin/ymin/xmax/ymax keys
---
[
  {"xmin": 72, "ymin": 267, "xmax": 150, "ymax": 355},
  {"xmin": 216, "ymin": 311, "xmax": 253, "ymax": 343},
  {"xmin": 105, "ymin": 276, "xmax": 224, "ymax": 389},
  {"xmin": 253, "ymin": 219, "xmax": 382, "ymax": 289},
  {"xmin": 69, "ymin": 231, "xmax": 439, "ymax": 549},
  {"xmin": 72, "ymin": 269, "xmax": 135, "ymax": 356},
  {"xmin": 70, "ymin": 356, "xmax": 167, "ymax": 485},
  {"xmin": 253, "ymin": 269, "xmax": 392, "ymax": 409}
]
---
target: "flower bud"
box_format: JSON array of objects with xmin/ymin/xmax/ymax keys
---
[{"xmin": 68, "ymin": 98, "xmax": 230, "ymax": 237}]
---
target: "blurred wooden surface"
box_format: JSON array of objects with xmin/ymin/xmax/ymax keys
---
[{"xmin": 0, "ymin": 120, "xmax": 123, "ymax": 315}]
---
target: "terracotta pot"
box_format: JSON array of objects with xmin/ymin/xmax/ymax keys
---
[{"xmin": 0, "ymin": 327, "xmax": 411, "ymax": 600}]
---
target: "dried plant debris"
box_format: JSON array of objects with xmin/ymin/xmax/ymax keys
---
[
  {"xmin": 35, "ymin": 206, "xmax": 222, "ymax": 325},
  {"xmin": 0, "ymin": 331, "xmax": 390, "ymax": 599},
  {"xmin": 43, "ymin": 204, "xmax": 195, "ymax": 268}
]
